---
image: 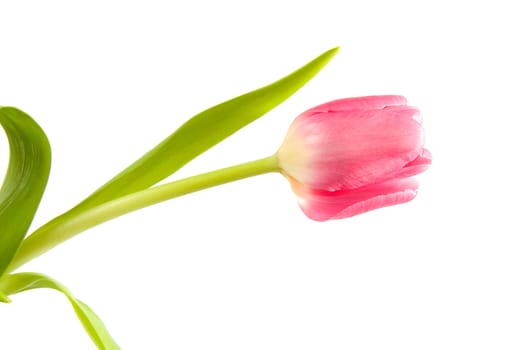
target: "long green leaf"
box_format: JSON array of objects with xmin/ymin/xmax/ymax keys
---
[
  {"xmin": 74, "ymin": 47, "xmax": 339, "ymax": 211},
  {"xmin": 8, "ymin": 48, "xmax": 339, "ymax": 273},
  {"xmin": 0, "ymin": 107, "xmax": 51, "ymax": 277},
  {"xmin": 0, "ymin": 272, "xmax": 120, "ymax": 349}
]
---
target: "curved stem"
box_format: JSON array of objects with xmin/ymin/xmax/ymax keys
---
[{"xmin": 7, "ymin": 155, "xmax": 279, "ymax": 273}]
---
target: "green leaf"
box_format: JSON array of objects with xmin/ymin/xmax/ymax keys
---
[
  {"xmin": 0, "ymin": 290, "xmax": 10, "ymax": 303},
  {"xmin": 74, "ymin": 47, "xmax": 339, "ymax": 211},
  {"xmin": 7, "ymin": 48, "xmax": 340, "ymax": 273},
  {"xmin": 0, "ymin": 107, "xmax": 51, "ymax": 277},
  {"xmin": 0, "ymin": 272, "xmax": 120, "ymax": 349}
]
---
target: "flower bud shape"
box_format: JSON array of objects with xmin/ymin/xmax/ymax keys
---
[{"xmin": 276, "ymin": 95, "xmax": 432, "ymax": 221}]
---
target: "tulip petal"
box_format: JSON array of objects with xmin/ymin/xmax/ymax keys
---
[
  {"xmin": 393, "ymin": 148, "xmax": 432, "ymax": 178},
  {"xmin": 381, "ymin": 105, "xmax": 422, "ymax": 123},
  {"xmin": 279, "ymin": 106, "xmax": 425, "ymax": 191},
  {"xmin": 304, "ymin": 95, "xmax": 408, "ymax": 114},
  {"xmin": 292, "ymin": 177, "xmax": 419, "ymax": 221}
]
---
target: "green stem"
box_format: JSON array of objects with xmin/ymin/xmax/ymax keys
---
[{"xmin": 7, "ymin": 155, "xmax": 279, "ymax": 273}]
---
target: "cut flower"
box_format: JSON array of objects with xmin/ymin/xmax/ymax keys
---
[{"xmin": 276, "ymin": 95, "xmax": 432, "ymax": 221}]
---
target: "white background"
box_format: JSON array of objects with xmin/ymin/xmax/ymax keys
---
[{"xmin": 1, "ymin": 0, "xmax": 524, "ymax": 349}]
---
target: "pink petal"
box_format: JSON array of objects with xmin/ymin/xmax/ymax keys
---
[
  {"xmin": 381, "ymin": 105, "xmax": 422, "ymax": 123},
  {"xmin": 292, "ymin": 177, "xmax": 420, "ymax": 221},
  {"xmin": 287, "ymin": 107, "xmax": 424, "ymax": 190},
  {"xmin": 392, "ymin": 148, "xmax": 433, "ymax": 178},
  {"xmin": 304, "ymin": 95, "xmax": 408, "ymax": 115}
]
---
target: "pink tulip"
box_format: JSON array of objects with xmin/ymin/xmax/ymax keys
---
[{"xmin": 276, "ymin": 95, "xmax": 431, "ymax": 221}]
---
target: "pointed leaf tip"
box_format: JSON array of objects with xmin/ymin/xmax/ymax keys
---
[{"xmin": 70, "ymin": 47, "xmax": 340, "ymax": 211}]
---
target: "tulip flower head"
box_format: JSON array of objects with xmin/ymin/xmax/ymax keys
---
[{"xmin": 276, "ymin": 95, "xmax": 432, "ymax": 221}]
